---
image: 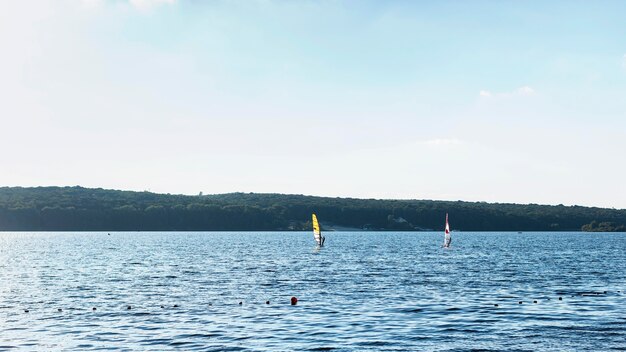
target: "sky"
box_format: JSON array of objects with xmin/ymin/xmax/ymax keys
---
[{"xmin": 1, "ymin": 0, "xmax": 625, "ymax": 208}]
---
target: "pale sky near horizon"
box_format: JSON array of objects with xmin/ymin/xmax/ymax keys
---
[{"xmin": 1, "ymin": 0, "xmax": 625, "ymax": 208}]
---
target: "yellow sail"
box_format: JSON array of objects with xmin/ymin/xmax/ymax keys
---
[{"xmin": 312, "ymin": 213, "xmax": 322, "ymax": 244}]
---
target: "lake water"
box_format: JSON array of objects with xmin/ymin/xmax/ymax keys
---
[{"xmin": 0, "ymin": 231, "xmax": 625, "ymax": 351}]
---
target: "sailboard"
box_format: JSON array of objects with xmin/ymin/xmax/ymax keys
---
[
  {"xmin": 312, "ymin": 213, "xmax": 325, "ymax": 246},
  {"xmin": 443, "ymin": 213, "xmax": 452, "ymax": 248}
]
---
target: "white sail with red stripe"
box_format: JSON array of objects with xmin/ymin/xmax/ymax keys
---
[{"xmin": 443, "ymin": 213, "xmax": 451, "ymax": 248}]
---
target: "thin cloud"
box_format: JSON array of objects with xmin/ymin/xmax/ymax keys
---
[
  {"xmin": 129, "ymin": 0, "xmax": 177, "ymax": 11},
  {"xmin": 81, "ymin": 0, "xmax": 177, "ymax": 10},
  {"xmin": 420, "ymin": 138, "xmax": 463, "ymax": 146},
  {"xmin": 479, "ymin": 86, "xmax": 535, "ymax": 98},
  {"xmin": 517, "ymin": 86, "xmax": 535, "ymax": 95},
  {"xmin": 81, "ymin": 0, "xmax": 103, "ymax": 7}
]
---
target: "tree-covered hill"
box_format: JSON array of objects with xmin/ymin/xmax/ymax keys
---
[{"xmin": 0, "ymin": 186, "xmax": 624, "ymax": 231}]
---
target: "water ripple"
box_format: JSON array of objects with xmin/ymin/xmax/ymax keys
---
[{"xmin": 0, "ymin": 231, "xmax": 625, "ymax": 350}]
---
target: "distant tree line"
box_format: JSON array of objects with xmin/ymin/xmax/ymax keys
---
[
  {"xmin": 581, "ymin": 221, "xmax": 626, "ymax": 232},
  {"xmin": 0, "ymin": 186, "xmax": 624, "ymax": 232}
]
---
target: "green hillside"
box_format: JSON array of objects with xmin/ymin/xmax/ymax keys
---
[{"xmin": 0, "ymin": 186, "xmax": 624, "ymax": 231}]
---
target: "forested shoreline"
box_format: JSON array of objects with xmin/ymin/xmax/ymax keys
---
[{"xmin": 0, "ymin": 186, "xmax": 624, "ymax": 232}]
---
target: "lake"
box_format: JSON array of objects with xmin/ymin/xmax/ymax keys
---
[{"xmin": 0, "ymin": 231, "xmax": 625, "ymax": 351}]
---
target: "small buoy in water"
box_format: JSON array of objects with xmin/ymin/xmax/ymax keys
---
[
  {"xmin": 173, "ymin": 304, "xmax": 178, "ymax": 308},
  {"xmin": 58, "ymin": 308, "xmax": 62, "ymax": 312},
  {"xmin": 160, "ymin": 305, "xmax": 164, "ymax": 308},
  {"xmin": 92, "ymin": 307, "xmax": 96, "ymax": 311},
  {"xmin": 24, "ymin": 309, "xmax": 29, "ymax": 313},
  {"xmin": 604, "ymin": 291, "xmax": 607, "ymax": 294},
  {"xmin": 238, "ymin": 301, "xmax": 242, "ymax": 305},
  {"xmin": 533, "ymin": 300, "xmax": 537, "ymax": 304},
  {"xmin": 127, "ymin": 306, "xmax": 132, "ymax": 310},
  {"xmin": 558, "ymin": 297, "xmax": 562, "ymax": 300},
  {"xmin": 518, "ymin": 301, "xmax": 523, "ymax": 304},
  {"xmin": 208, "ymin": 303, "xmax": 212, "ymax": 306},
  {"xmin": 290, "ymin": 297, "xmax": 298, "ymax": 306},
  {"xmin": 494, "ymin": 304, "xmax": 498, "ymax": 307},
  {"xmin": 266, "ymin": 300, "xmax": 270, "ymax": 305}
]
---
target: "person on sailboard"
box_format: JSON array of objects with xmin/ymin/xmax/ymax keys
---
[
  {"xmin": 312, "ymin": 213, "xmax": 325, "ymax": 247},
  {"xmin": 443, "ymin": 213, "xmax": 451, "ymax": 248}
]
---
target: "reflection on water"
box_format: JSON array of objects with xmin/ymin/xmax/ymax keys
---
[{"xmin": 0, "ymin": 231, "xmax": 625, "ymax": 351}]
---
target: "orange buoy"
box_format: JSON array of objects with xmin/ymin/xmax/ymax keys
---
[{"xmin": 290, "ymin": 297, "xmax": 298, "ymax": 305}]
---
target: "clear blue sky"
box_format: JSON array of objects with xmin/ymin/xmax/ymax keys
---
[{"xmin": 1, "ymin": 0, "xmax": 625, "ymax": 208}]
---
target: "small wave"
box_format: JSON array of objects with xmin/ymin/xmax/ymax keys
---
[
  {"xmin": 183, "ymin": 271, "xmax": 201, "ymax": 275},
  {"xmin": 176, "ymin": 333, "xmax": 215, "ymax": 339},
  {"xmin": 357, "ymin": 340, "xmax": 390, "ymax": 346},
  {"xmin": 168, "ymin": 341, "xmax": 194, "ymax": 347}
]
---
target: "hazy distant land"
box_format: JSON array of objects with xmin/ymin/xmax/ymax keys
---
[{"xmin": 0, "ymin": 186, "xmax": 624, "ymax": 232}]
